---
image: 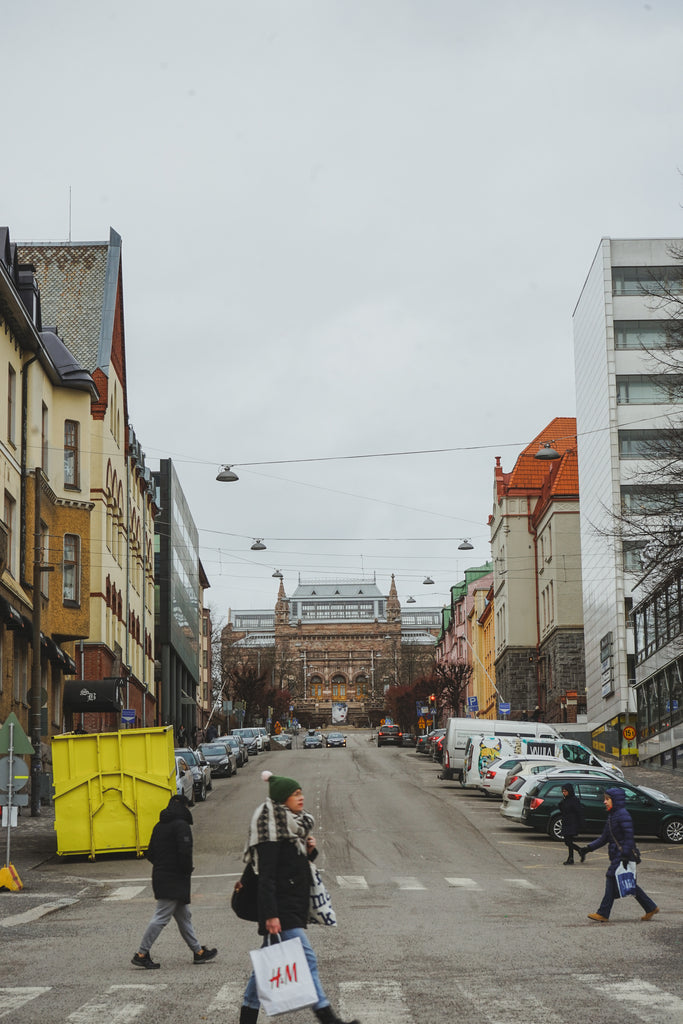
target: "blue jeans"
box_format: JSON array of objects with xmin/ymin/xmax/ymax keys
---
[
  {"xmin": 242, "ymin": 928, "xmax": 329, "ymax": 1011},
  {"xmin": 597, "ymin": 874, "xmax": 657, "ymax": 919}
]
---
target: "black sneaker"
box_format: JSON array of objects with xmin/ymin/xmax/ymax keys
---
[
  {"xmin": 132, "ymin": 952, "xmax": 160, "ymax": 970},
  {"xmin": 194, "ymin": 946, "xmax": 217, "ymax": 964}
]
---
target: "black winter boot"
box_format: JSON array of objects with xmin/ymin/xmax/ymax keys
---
[
  {"xmin": 314, "ymin": 1006, "xmax": 360, "ymax": 1024},
  {"xmin": 239, "ymin": 1007, "xmax": 259, "ymax": 1024}
]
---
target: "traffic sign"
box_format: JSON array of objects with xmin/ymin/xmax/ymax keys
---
[
  {"xmin": 418, "ymin": 717, "xmax": 425, "ymax": 729},
  {"xmin": 498, "ymin": 702, "xmax": 511, "ymax": 715},
  {"xmin": 622, "ymin": 726, "xmax": 636, "ymax": 741},
  {"xmin": 467, "ymin": 696, "xmax": 479, "ymax": 711},
  {"xmin": 121, "ymin": 709, "xmax": 136, "ymax": 725},
  {"xmin": 0, "ymin": 712, "xmax": 34, "ymax": 756}
]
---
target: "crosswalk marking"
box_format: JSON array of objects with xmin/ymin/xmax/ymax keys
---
[
  {"xmin": 0, "ymin": 987, "xmax": 51, "ymax": 1018},
  {"xmin": 0, "ymin": 897, "xmax": 79, "ymax": 928},
  {"xmin": 454, "ymin": 978, "xmax": 565, "ymax": 1024},
  {"xmin": 103, "ymin": 886, "xmax": 146, "ymax": 902},
  {"xmin": 445, "ymin": 877, "xmax": 481, "ymax": 889},
  {"xmin": 339, "ymin": 980, "xmax": 413, "ymax": 1024},
  {"xmin": 576, "ymin": 975, "xmax": 683, "ymax": 1020},
  {"xmin": 394, "ymin": 877, "xmax": 426, "ymax": 890},
  {"xmin": 336, "ymin": 875, "xmax": 369, "ymax": 889},
  {"xmin": 67, "ymin": 984, "xmax": 166, "ymax": 1024},
  {"xmin": 207, "ymin": 982, "xmax": 248, "ymax": 1012},
  {"xmin": 505, "ymin": 878, "xmax": 539, "ymax": 889}
]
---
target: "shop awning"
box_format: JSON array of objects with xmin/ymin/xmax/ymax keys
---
[
  {"xmin": 0, "ymin": 597, "xmax": 24, "ymax": 629},
  {"xmin": 63, "ymin": 678, "xmax": 124, "ymax": 713}
]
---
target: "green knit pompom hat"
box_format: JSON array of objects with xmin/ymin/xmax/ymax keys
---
[{"xmin": 262, "ymin": 769, "xmax": 301, "ymax": 804}]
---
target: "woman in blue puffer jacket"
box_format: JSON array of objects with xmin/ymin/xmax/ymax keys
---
[{"xmin": 580, "ymin": 787, "xmax": 659, "ymax": 922}]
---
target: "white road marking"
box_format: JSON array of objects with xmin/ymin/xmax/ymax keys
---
[
  {"xmin": 394, "ymin": 877, "xmax": 426, "ymax": 890},
  {"xmin": 339, "ymin": 980, "xmax": 413, "ymax": 1023},
  {"xmin": 207, "ymin": 982, "xmax": 248, "ymax": 1012},
  {"xmin": 67, "ymin": 985, "xmax": 166, "ymax": 1024},
  {"xmin": 455, "ymin": 978, "xmax": 565, "ymax": 1024},
  {"xmin": 0, "ymin": 897, "xmax": 79, "ymax": 927},
  {"xmin": 103, "ymin": 886, "xmax": 146, "ymax": 902},
  {"xmin": 336, "ymin": 875, "xmax": 369, "ymax": 889},
  {"xmin": 0, "ymin": 988, "xmax": 51, "ymax": 1018},
  {"xmin": 505, "ymin": 878, "xmax": 539, "ymax": 889},
  {"xmin": 445, "ymin": 877, "xmax": 481, "ymax": 889},
  {"xmin": 576, "ymin": 975, "xmax": 683, "ymax": 1020}
]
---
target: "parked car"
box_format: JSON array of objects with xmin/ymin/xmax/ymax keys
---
[
  {"xmin": 304, "ymin": 730, "xmax": 323, "ymax": 749},
  {"xmin": 325, "ymin": 732, "xmax": 346, "ymax": 748},
  {"xmin": 175, "ymin": 755, "xmax": 194, "ymax": 804},
  {"xmin": 198, "ymin": 741, "xmax": 236, "ymax": 778},
  {"xmin": 377, "ymin": 725, "xmax": 403, "ymax": 747},
  {"xmin": 416, "ymin": 730, "xmax": 440, "ymax": 755},
  {"xmin": 522, "ymin": 775, "xmax": 683, "ymax": 843},
  {"xmin": 401, "ymin": 732, "xmax": 417, "ymax": 747},
  {"xmin": 432, "ymin": 733, "xmax": 446, "ymax": 763},
  {"xmin": 480, "ymin": 756, "xmax": 564, "ymax": 796},
  {"xmin": 231, "ymin": 728, "xmax": 262, "ymax": 755},
  {"xmin": 271, "ymin": 732, "xmax": 293, "ymax": 749},
  {"xmin": 220, "ymin": 733, "xmax": 248, "ymax": 767},
  {"xmin": 425, "ymin": 729, "xmax": 446, "ymax": 757},
  {"xmin": 175, "ymin": 747, "xmax": 211, "ymax": 801},
  {"xmin": 255, "ymin": 727, "xmax": 271, "ymax": 751},
  {"xmin": 501, "ymin": 764, "xmax": 624, "ymax": 822}
]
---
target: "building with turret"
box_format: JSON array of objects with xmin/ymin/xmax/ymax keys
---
[{"xmin": 222, "ymin": 574, "xmax": 441, "ymax": 727}]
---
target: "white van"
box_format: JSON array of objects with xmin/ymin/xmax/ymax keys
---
[
  {"xmin": 460, "ymin": 732, "xmax": 622, "ymax": 789},
  {"xmin": 441, "ymin": 717, "xmax": 561, "ymax": 782}
]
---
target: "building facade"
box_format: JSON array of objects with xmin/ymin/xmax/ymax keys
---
[
  {"xmin": 573, "ymin": 238, "xmax": 683, "ymax": 757},
  {"xmin": 20, "ymin": 230, "xmax": 157, "ymax": 730},
  {"xmin": 223, "ymin": 575, "xmax": 440, "ymax": 727},
  {"xmin": 490, "ymin": 418, "xmax": 585, "ymax": 722},
  {"xmin": 434, "ymin": 565, "xmax": 495, "ymax": 717}
]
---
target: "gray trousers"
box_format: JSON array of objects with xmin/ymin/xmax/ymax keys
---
[{"xmin": 139, "ymin": 898, "xmax": 200, "ymax": 954}]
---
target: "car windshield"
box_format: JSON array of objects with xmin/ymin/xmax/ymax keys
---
[
  {"xmin": 202, "ymin": 744, "xmax": 227, "ymax": 756},
  {"xmin": 177, "ymin": 749, "xmax": 197, "ymax": 766}
]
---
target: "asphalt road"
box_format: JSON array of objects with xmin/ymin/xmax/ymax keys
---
[{"xmin": 2, "ymin": 731, "xmax": 682, "ymax": 1024}]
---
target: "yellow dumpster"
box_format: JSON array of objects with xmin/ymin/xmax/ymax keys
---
[{"xmin": 52, "ymin": 726, "xmax": 176, "ymax": 859}]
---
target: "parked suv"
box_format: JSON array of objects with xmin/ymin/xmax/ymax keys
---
[
  {"xmin": 522, "ymin": 774, "xmax": 683, "ymax": 843},
  {"xmin": 377, "ymin": 725, "xmax": 403, "ymax": 747}
]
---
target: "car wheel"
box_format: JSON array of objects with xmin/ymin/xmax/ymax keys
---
[
  {"xmin": 207, "ymin": 777, "xmax": 213, "ymax": 791},
  {"xmin": 662, "ymin": 816, "xmax": 683, "ymax": 843},
  {"xmin": 198, "ymin": 779, "xmax": 207, "ymax": 802},
  {"xmin": 548, "ymin": 814, "xmax": 564, "ymax": 841}
]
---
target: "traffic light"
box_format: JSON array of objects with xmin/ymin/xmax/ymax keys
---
[{"xmin": 429, "ymin": 694, "xmax": 436, "ymax": 708}]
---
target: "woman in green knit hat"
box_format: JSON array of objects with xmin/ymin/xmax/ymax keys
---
[{"xmin": 237, "ymin": 770, "xmax": 359, "ymax": 1024}]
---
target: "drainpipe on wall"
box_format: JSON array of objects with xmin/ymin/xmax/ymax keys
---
[
  {"xmin": 527, "ymin": 497, "xmax": 542, "ymax": 712},
  {"xmin": 19, "ymin": 355, "xmax": 38, "ymax": 587}
]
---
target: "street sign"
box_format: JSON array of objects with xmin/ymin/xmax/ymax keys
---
[
  {"xmin": 121, "ymin": 709, "xmax": 136, "ymax": 725},
  {"xmin": 0, "ymin": 712, "xmax": 34, "ymax": 756},
  {"xmin": 499, "ymin": 702, "xmax": 511, "ymax": 715},
  {"xmin": 467, "ymin": 696, "xmax": 479, "ymax": 712},
  {"xmin": 418, "ymin": 717, "xmax": 425, "ymax": 729},
  {"xmin": 622, "ymin": 726, "xmax": 636, "ymax": 741}
]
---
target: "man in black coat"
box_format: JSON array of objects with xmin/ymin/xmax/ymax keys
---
[{"xmin": 132, "ymin": 795, "xmax": 217, "ymax": 969}]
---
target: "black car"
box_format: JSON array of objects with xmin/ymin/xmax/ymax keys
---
[
  {"xmin": 522, "ymin": 774, "xmax": 683, "ymax": 843},
  {"xmin": 325, "ymin": 732, "xmax": 346, "ymax": 748},
  {"xmin": 377, "ymin": 725, "xmax": 403, "ymax": 747},
  {"xmin": 198, "ymin": 741, "xmax": 236, "ymax": 778},
  {"xmin": 220, "ymin": 733, "xmax": 248, "ymax": 767},
  {"xmin": 304, "ymin": 730, "xmax": 323, "ymax": 749}
]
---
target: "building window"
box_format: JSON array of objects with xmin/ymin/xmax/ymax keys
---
[
  {"xmin": 41, "ymin": 402, "xmax": 48, "ymax": 473},
  {"xmin": 614, "ymin": 320, "xmax": 679, "ymax": 350},
  {"xmin": 356, "ymin": 673, "xmax": 368, "ymax": 697},
  {"xmin": 616, "ymin": 375, "xmax": 683, "ymax": 405},
  {"xmin": 621, "ymin": 485, "xmax": 683, "ymax": 514},
  {"xmin": 612, "ymin": 266, "xmax": 683, "ymax": 296},
  {"xmin": 618, "ymin": 428, "xmax": 683, "ymax": 459},
  {"xmin": 40, "ymin": 520, "xmax": 49, "ymax": 597},
  {"xmin": 623, "ymin": 541, "xmax": 647, "ymax": 572},
  {"xmin": 64, "ymin": 420, "xmax": 80, "ymax": 488},
  {"xmin": 63, "ymin": 534, "xmax": 80, "ymax": 605},
  {"xmin": 7, "ymin": 365, "xmax": 16, "ymax": 445},
  {"xmin": 4, "ymin": 491, "xmax": 15, "ymax": 576},
  {"xmin": 309, "ymin": 675, "xmax": 323, "ymax": 699},
  {"xmin": 331, "ymin": 674, "xmax": 346, "ymax": 699},
  {"xmin": 13, "ymin": 636, "xmax": 28, "ymax": 704}
]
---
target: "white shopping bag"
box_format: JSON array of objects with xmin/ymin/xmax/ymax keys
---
[
  {"xmin": 614, "ymin": 861, "xmax": 637, "ymax": 898},
  {"xmin": 309, "ymin": 864, "xmax": 337, "ymax": 926},
  {"xmin": 249, "ymin": 935, "xmax": 317, "ymax": 1017}
]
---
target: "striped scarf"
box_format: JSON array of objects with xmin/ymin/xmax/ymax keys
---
[{"xmin": 245, "ymin": 798, "xmax": 315, "ymax": 872}]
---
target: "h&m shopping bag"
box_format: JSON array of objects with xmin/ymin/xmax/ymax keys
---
[
  {"xmin": 249, "ymin": 935, "xmax": 317, "ymax": 1017},
  {"xmin": 309, "ymin": 864, "xmax": 337, "ymax": 926},
  {"xmin": 615, "ymin": 861, "xmax": 638, "ymax": 898}
]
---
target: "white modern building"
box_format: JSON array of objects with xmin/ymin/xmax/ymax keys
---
[{"xmin": 573, "ymin": 237, "xmax": 683, "ymax": 761}]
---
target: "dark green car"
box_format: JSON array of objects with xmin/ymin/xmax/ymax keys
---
[{"xmin": 522, "ymin": 775, "xmax": 683, "ymax": 843}]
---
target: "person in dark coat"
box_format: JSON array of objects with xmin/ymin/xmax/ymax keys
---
[
  {"xmin": 580, "ymin": 787, "xmax": 659, "ymax": 923},
  {"xmin": 131, "ymin": 795, "xmax": 217, "ymax": 969},
  {"xmin": 238, "ymin": 771, "xmax": 359, "ymax": 1024},
  {"xmin": 558, "ymin": 783, "xmax": 584, "ymax": 865},
  {"xmin": 177, "ymin": 723, "xmax": 188, "ymax": 747}
]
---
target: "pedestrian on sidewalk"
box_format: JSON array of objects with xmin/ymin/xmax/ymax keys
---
[
  {"xmin": 580, "ymin": 787, "xmax": 659, "ymax": 923},
  {"xmin": 237, "ymin": 770, "xmax": 360, "ymax": 1024},
  {"xmin": 132, "ymin": 794, "xmax": 217, "ymax": 969},
  {"xmin": 558, "ymin": 783, "xmax": 584, "ymax": 865}
]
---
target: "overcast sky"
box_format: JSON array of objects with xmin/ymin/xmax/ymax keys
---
[{"xmin": 4, "ymin": 1, "xmax": 683, "ymax": 619}]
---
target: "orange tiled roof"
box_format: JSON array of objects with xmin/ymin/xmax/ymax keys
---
[{"xmin": 495, "ymin": 417, "xmax": 578, "ymax": 509}]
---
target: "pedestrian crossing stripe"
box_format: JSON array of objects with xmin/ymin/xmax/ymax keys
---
[
  {"xmin": 0, "ymin": 988, "xmax": 51, "ymax": 1019},
  {"xmin": 103, "ymin": 886, "xmax": 147, "ymax": 902}
]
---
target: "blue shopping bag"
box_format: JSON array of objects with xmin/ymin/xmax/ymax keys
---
[{"xmin": 615, "ymin": 861, "xmax": 637, "ymax": 898}]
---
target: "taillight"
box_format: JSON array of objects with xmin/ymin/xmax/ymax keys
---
[
  {"xmin": 445, "ymin": 752, "xmax": 450, "ymax": 767},
  {"xmin": 530, "ymin": 797, "xmax": 544, "ymax": 810},
  {"xmin": 485, "ymin": 770, "xmax": 496, "ymax": 779},
  {"xmin": 508, "ymin": 775, "xmax": 519, "ymax": 785},
  {"xmin": 508, "ymin": 793, "xmax": 521, "ymax": 800}
]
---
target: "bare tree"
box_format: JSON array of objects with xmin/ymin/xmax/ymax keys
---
[{"xmin": 430, "ymin": 660, "xmax": 473, "ymax": 721}]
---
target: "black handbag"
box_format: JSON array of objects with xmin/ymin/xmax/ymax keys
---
[{"xmin": 231, "ymin": 861, "xmax": 259, "ymax": 921}]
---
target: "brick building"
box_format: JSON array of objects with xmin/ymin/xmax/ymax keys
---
[{"xmin": 222, "ymin": 575, "xmax": 441, "ymax": 727}]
